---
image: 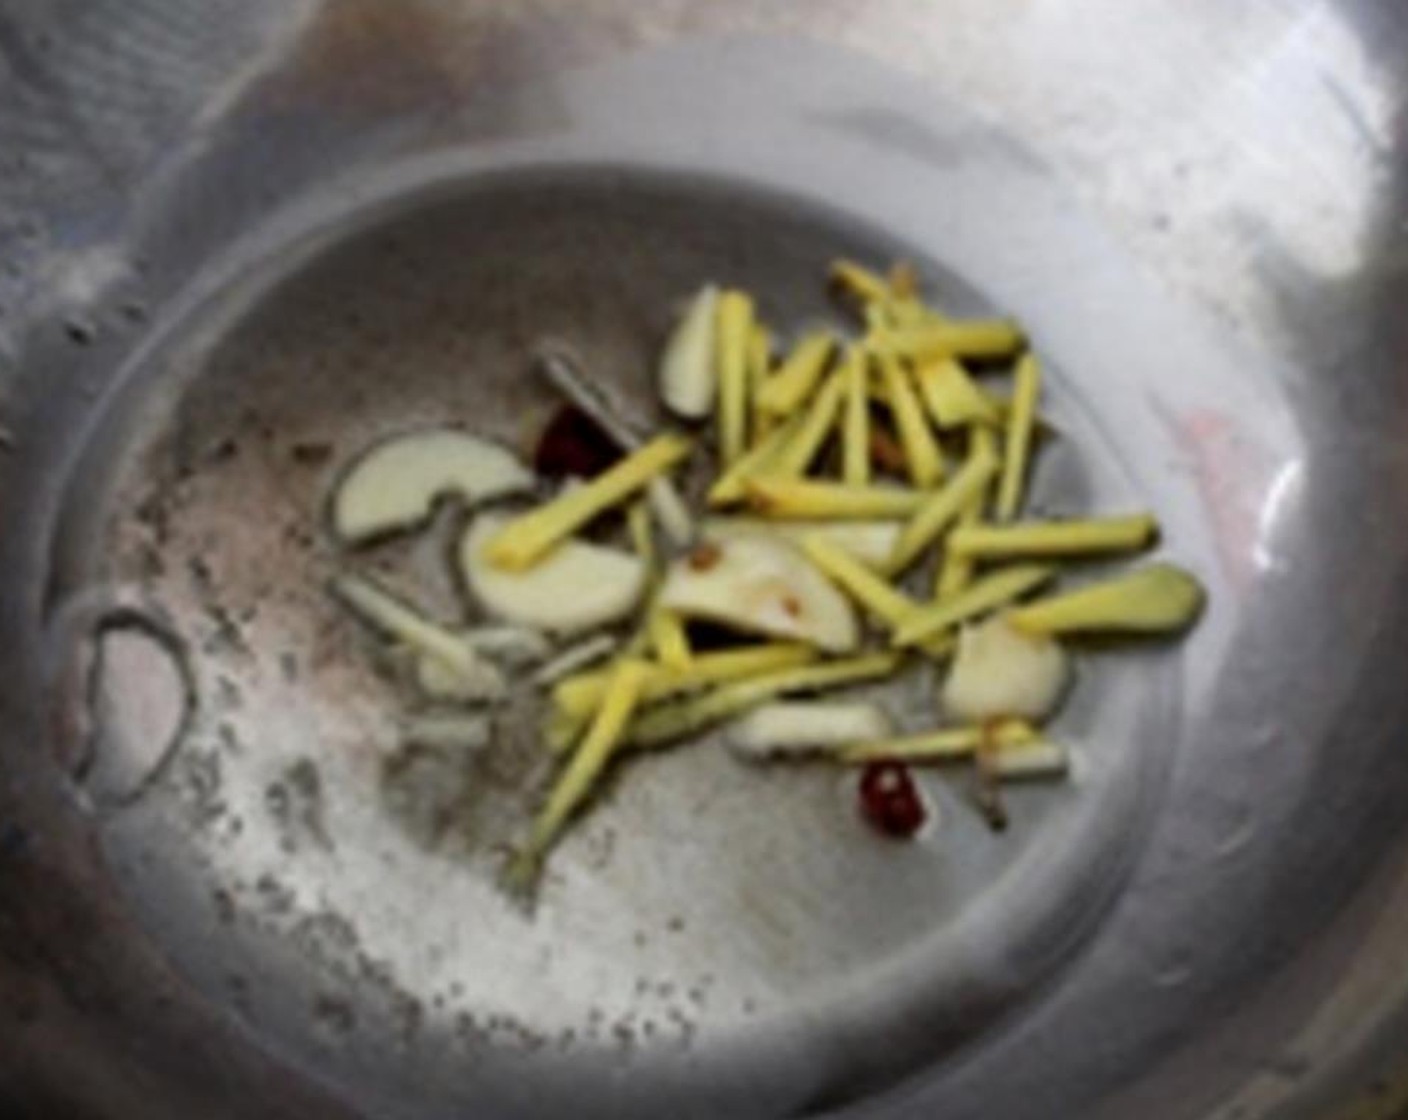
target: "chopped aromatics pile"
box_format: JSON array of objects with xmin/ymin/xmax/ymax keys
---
[{"xmin": 324, "ymin": 259, "xmax": 1206, "ymax": 893}]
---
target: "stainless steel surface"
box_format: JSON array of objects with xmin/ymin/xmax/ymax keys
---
[{"xmin": 1, "ymin": 3, "xmax": 1406, "ymax": 1119}]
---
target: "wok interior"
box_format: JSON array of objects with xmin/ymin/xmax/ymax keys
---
[{"xmin": 35, "ymin": 171, "xmax": 1178, "ymax": 1117}]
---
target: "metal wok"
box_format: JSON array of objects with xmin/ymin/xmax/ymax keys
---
[{"xmin": 2, "ymin": 3, "xmax": 1407, "ymax": 1119}]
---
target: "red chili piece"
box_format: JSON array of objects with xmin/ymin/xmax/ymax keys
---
[
  {"xmin": 858, "ymin": 761, "xmax": 927, "ymax": 838},
  {"xmin": 533, "ymin": 406, "xmax": 622, "ymax": 480}
]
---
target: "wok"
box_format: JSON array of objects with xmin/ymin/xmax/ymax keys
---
[{"xmin": 2, "ymin": 3, "xmax": 1408, "ymax": 1118}]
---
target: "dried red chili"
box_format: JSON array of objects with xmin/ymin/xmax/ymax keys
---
[
  {"xmin": 858, "ymin": 761, "xmax": 927, "ymax": 838},
  {"xmin": 533, "ymin": 406, "xmax": 622, "ymax": 480}
]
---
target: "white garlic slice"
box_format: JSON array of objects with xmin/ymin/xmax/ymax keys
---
[
  {"xmin": 332, "ymin": 429, "xmax": 533, "ymax": 544},
  {"xmin": 702, "ymin": 517, "xmax": 901, "ymax": 570},
  {"xmin": 658, "ymin": 285, "xmax": 720, "ymax": 420},
  {"xmin": 729, "ymin": 701, "xmax": 892, "ymax": 759},
  {"xmin": 941, "ymin": 615, "xmax": 1070, "ymax": 724},
  {"xmin": 460, "ymin": 515, "xmax": 647, "ymax": 635},
  {"xmin": 659, "ymin": 535, "xmax": 859, "ymax": 653}
]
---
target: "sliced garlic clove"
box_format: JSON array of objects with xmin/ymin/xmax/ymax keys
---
[
  {"xmin": 401, "ymin": 713, "xmax": 494, "ymax": 751},
  {"xmin": 461, "ymin": 626, "xmax": 553, "ymax": 666},
  {"xmin": 532, "ymin": 633, "xmax": 620, "ymax": 687},
  {"xmin": 410, "ymin": 626, "xmax": 548, "ymax": 702},
  {"xmin": 658, "ymin": 535, "xmax": 859, "ymax": 653},
  {"xmin": 331, "ymin": 574, "xmax": 509, "ymax": 703},
  {"xmin": 729, "ymin": 701, "xmax": 893, "ymax": 759},
  {"xmin": 702, "ymin": 517, "xmax": 901, "ymax": 570},
  {"xmin": 414, "ymin": 651, "xmax": 509, "ymax": 705},
  {"xmin": 332, "ymin": 429, "xmax": 533, "ymax": 544},
  {"xmin": 941, "ymin": 615, "xmax": 1070, "ymax": 724},
  {"xmin": 659, "ymin": 285, "xmax": 720, "ymax": 420},
  {"xmin": 461, "ymin": 514, "xmax": 647, "ymax": 635}
]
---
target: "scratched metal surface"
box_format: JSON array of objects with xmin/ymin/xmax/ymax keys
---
[{"xmin": 1, "ymin": 3, "xmax": 1407, "ymax": 1120}]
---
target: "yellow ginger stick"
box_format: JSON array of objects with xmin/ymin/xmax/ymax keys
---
[
  {"xmin": 802, "ymin": 537, "xmax": 953, "ymax": 657},
  {"xmin": 935, "ymin": 427, "xmax": 998, "ymax": 598},
  {"xmin": 626, "ymin": 652, "xmax": 901, "ymax": 749},
  {"xmin": 648, "ymin": 608, "xmax": 692, "ymax": 670},
  {"xmin": 627, "ymin": 499, "xmax": 655, "ymax": 570},
  {"xmin": 828, "ymin": 259, "xmax": 891, "ymax": 306},
  {"xmin": 745, "ymin": 477, "xmax": 927, "ymax": 520},
  {"xmin": 716, "ymin": 290, "xmax": 754, "ymax": 467},
  {"xmin": 888, "ymin": 437, "xmax": 1001, "ymax": 574},
  {"xmin": 836, "ymin": 720, "xmax": 1040, "ymax": 764},
  {"xmin": 996, "ymin": 352, "xmax": 1041, "ymax": 520},
  {"xmin": 708, "ymin": 412, "xmax": 805, "ymax": 507},
  {"xmin": 769, "ymin": 369, "xmax": 846, "ymax": 479},
  {"xmin": 949, "ymin": 514, "xmax": 1158, "ymax": 560},
  {"xmin": 486, "ymin": 433, "xmax": 692, "ymax": 570},
  {"xmin": 552, "ymin": 643, "xmax": 817, "ymax": 723},
  {"xmin": 841, "ymin": 347, "xmax": 871, "ymax": 487},
  {"xmin": 1007, "ymin": 564, "xmax": 1205, "ymax": 636},
  {"xmin": 756, "ymin": 332, "xmax": 835, "ymax": 418},
  {"xmin": 876, "ymin": 348, "xmax": 945, "ymax": 487},
  {"xmin": 511, "ymin": 659, "xmax": 649, "ymax": 884},
  {"xmin": 801, "ymin": 537, "xmax": 920, "ymax": 629},
  {"xmin": 895, "ymin": 564, "xmax": 1057, "ymax": 647},
  {"xmin": 747, "ymin": 323, "xmax": 775, "ymax": 444},
  {"xmin": 889, "ymin": 320, "xmax": 1024, "ymax": 362},
  {"xmin": 915, "ymin": 358, "xmax": 1001, "ymax": 429}
]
